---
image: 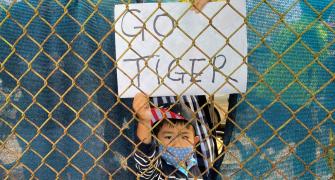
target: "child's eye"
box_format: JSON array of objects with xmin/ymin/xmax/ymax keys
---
[
  {"xmin": 165, "ymin": 136, "xmax": 172, "ymax": 139},
  {"xmin": 182, "ymin": 136, "xmax": 189, "ymax": 139}
]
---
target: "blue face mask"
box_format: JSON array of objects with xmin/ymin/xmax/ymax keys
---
[{"xmin": 158, "ymin": 145, "xmax": 198, "ymax": 175}]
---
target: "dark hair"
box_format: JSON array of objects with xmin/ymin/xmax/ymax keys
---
[{"xmin": 152, "ymin": 118, "xmax": 196, "ymax": 136}]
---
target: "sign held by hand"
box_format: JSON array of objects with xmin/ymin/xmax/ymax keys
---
[{"xmin": 115, "ymin": 1, "xmax": 247, "ymax": 98}]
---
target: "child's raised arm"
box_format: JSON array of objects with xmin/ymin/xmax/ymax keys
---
[
  {"xmin": 133, "ymin": 93, "xmax": 152, "ymax": 144},
  {"xmin": 133, "ymin": 93, "xmax": 164, "ymax": 179}
]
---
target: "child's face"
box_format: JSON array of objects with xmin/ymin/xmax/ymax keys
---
[{"xmin": 157, "ymin": 122, "xmax": 199, "ymax": 148}]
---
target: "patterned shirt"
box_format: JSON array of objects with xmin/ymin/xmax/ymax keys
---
[{"xmin": 134, "ymin": 95, "xmax": 217, "ymax": 179}]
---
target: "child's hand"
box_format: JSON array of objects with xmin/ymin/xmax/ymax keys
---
[
  {"xmin": 133, "ymin": 93, "xmax": 152, "ymax": 122},
  {"xmin": 192, "ymin": 0, "xmax": 210, "ymax": 13}
]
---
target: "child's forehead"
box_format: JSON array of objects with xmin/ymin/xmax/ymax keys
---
[{"xmin": 160, "ymin": 122, "xmax": 195, "ymax": 133}]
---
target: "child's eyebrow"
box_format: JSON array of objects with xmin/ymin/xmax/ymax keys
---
[
  {"xmin": 180, "ymin": 131, "xmax": 192, "ymax": 135},
  {"xmin": 161, "ymin": 131, "xmax": 175, "ymax": 135}
]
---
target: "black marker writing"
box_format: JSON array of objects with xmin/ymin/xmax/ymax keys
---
[
  {"xmin": 124, "ymin": 55, "xmax": 158, "ymax": 87},
  {"xmin": 212, "ymin": 54, "xmax": 238, "ymax": 83},
  {"xmin": 155, "ymin": 58, "xmax": 161, "ymax": 84},
  {"xmin": 167, "ymin": 59, "xmax": 187, "ymax": 83},
  {"xmin": 121, "ymin": 9, "xmax": 145, "ymax": 41},
  {"xmin": 189, "ymin": 58, "xmax": 205, "ymax": 83},
  {"xmin": 153, "ymin": 13, "xmax": 175, "ymax": 38},
  {"xmin": 121, "ymin": 9, "xmax": 175, "ymax": 41}
]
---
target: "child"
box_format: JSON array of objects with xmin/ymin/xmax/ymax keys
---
[{"xmin": 133, "ymin": 93, "xmax": 204, "ymax": 179}]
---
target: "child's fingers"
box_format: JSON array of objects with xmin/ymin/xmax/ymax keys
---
[
  {"xmin": 191, "ymin": 0, "xmax": 209, "ymax": 13},
  {"xmin": 133, "ymin": 93, "xmax": 151, "ymax": 121},
  {"xmin": 133, "ymin": 93, "xmax": 149, "ymax": 111},
  {"xmin": 196, "ymin": 0, "xmax": 209, "ymax": 12},
  {"xmin": 191, "ymin": 0, "xmax": 199, "ymax": 12}
]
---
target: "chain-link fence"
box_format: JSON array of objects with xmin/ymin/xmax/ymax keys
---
[{"xmin": 0, "ymin": 0, "xmax": 334, "ymax": 179}]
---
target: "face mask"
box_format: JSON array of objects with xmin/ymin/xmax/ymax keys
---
[{"xmin": 158, "ymin": 145, "xmax": 198, "ymax": 175}]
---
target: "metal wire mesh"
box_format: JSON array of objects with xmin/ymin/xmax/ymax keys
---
[{"xmin": 0, "ymin": 0, "xmax": 334, "ymax": 179}]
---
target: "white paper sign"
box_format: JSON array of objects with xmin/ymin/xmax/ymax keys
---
[{"xmin": 115, "ymin": 1, "xmax": 247, "ymax": 98}]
